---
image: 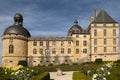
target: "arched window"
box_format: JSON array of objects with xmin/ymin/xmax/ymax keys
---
[{"xmin": 9, "ymin": 45, "xmax": 14, "ymax": 53}]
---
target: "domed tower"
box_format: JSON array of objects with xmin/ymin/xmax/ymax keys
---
[
  {"xmin": 2, "ymin": 13, "xmax": 31, "ymax": 66},
  {"xmin": 68, "ymin": 20, "xmax": 83, "ymax": 36}
]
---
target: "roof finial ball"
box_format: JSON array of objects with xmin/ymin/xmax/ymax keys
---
[
  {"xmin": 74, "ymin": 20, "xmax": 78, "ymax": 25},
  {"xmin": 14, "ymin": 13, "xmax": 23, "ymax": 26}
]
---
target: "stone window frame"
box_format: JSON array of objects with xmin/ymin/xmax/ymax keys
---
[
  {"xmin": 104, "ymin": 39, "xmax": 107, "ymax": 45},
  {"xmin": 40, "ymin": 41, "xmax": 43, "ymax": 46},
  {"xmin": 113, "ymin": 47, "xmax": 116, "ymax": 52},
  {"xmin": 52, "ymin": 48, "xmax": 56, "ymax": 54},
  {"xmin": 83, "ymin": 41, "xmax": 87, "ymax": 46},
  {"xmin": 33, "ymin": 41, "xmax": 37, "ymax": 46},
  {"xmin": 104, "ymin": 47, "xmax": 107, "ymax": 52},
  {"xmin": 9, "ymin": 45, "xmax": 14, "ymax": 53},
  {"xmin": 33, "ymin": 48, "xmax": 37, "ymax": 54},
  {"xmin": 94, "ymin": 47, "xmax": 97, "ymax": 53},
  {"xmin": 76, "ymin": 48, "xmax": 79, "ymax": 54},
  {"xmin": 94, "ymin": 29, "xmax": 97, "ymax": 36},
  {"xmin": 113, "ymin": 38, "xmax": 116, "ymax": 45},
  {"xmin": 39, "ymin": 48, "xmax": 43, "ymax": 54},
  {"xmin": 83, "ymin": 49, "xmax": 87, "ymax": 53},
  {"xmin": 61, "ymin": 48, "xmax": 64, "ymax": 54},
  {"xmin": 68, "ymin": 48, "xmax": 71, "ymax": 54},
  {"xmin": 76, "ymin": 40, "xmax": 79, "ymax": 46}
]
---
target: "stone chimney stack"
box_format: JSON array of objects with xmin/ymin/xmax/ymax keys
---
[
  {"xmin": 90, "ymin": 16, "xmax": 94, "ymax": 23},
  {"xmin": 95, "ymin": 9, "xmax": 98, "ymax": 18}
]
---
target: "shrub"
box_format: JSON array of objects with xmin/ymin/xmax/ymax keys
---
[
  {"xmin": 106, "ymin": 66, "xmax": 120, "ymax": 80},
  {"xmin": 18, "ymin": 60, "xmax": 27, "ymax": 67},
  {"xmin": 30, "ymin": 72, "xmax": 50, "ymax": 80},
  {"xmin": 73, "ymin": 71, "xmax": 91, "ymax": 80},
  {"xmin": 95, "ymin": 58, "xmax": 103, "ymax": 64}
]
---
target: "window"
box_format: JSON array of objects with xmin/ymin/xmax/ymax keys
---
[
  {"xmin": 52, "ymin": 41, "xmax": 56, "ymax": 46},
  {"xmin": 61, "ymin": 41, "xmax": 64, "ymax": 46},
  {"xmin": 61, "ymin": 48, "xmax": 64, "ymax": 54},
  {"xmin": 104, "ymin": 39, "xmax": 107, "ymax": 45},
  {"xmin": 33, "ymin": 41, "xmax": 37, "ymax": 46},
  {"xmin": 113, "ymin": 39, "xmax": 116, "ymax": 45},
  {"xmin": 68, "ymin": 48, "xmax": 71, "ymax": 54},
  {"xmin": 94, "ymin": 47, "xmax": 97, "ymax": 53},
  {"xmin": 83, "ymin": 41, "xmax": 87, "ymax": 46},
  {"xmin": 40, "ymin": 48, "xmax": 43, "ymax": 54},
  {"xmin": 76, "ymin": 40, "xmax": 79, "ymax": 46},
  {"xmin": 33, "ymin": 49, "xmax": 37, "ymax": 54},
  {"xmin": 76, "ymin": 49, "xmax": 79, "ymax": 54},
  {"xmin": 94, "ymin": 39, "xmax": 97, "ymax": 45},
  {"xmin": 94, "ymin": 29, "xmax": 97, "ymax": 36},
  {"xmin": 103, "ymin": 29, "xmax": 106, "ymax": 36},
  {"xmin": 40, "ymin": 41, "xmax": 43, "ymax": 46},
  {"xmin": 104, "ymin": 47, "xmax": 107, "ymax": 52},
  {"xmin": 46, "ymin": 41, "xmax": 49, "ymax": 46},
  {"xmin": 113, "ymin": 47, "xmax": 116, "ymax": 52},
  {"xmin": 52, "ymin": 48, "xmax": 56, "ymax": 54},
  {"xmin": 9, "ymin": 45, "xmax": 14, "ymax": 53},
  {"xmin": 113, "ymin": 29, "xmax": 116, "ymax": 36},
  {"xmin": 83, "ymin": 49, "xmax": 87, "ymax": 53}
]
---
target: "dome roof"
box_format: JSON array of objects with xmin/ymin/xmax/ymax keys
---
[
  {"xmin": 68, "ymin": 20, "xmax": 83, "ymax": 36},
  {"xmin": 3, "ymin": 13, "xmax": 31, "ymax": 37}
]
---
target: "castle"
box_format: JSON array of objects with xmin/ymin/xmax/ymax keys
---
[{"xmin": 2, "ymin": 9, "xmax": 119, "ymax": 66}]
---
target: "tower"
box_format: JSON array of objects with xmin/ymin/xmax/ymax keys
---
[{"xmin": 2, "ymin": 13, "xmax": 31, "ymax": 66}]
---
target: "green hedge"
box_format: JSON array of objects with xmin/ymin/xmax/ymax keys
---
[
  {"xmin": 106, "ymin": 66, "xmax": 120, "ymax": 80},
  {"xmin": 30, "ymin": 72, "xmax": 50, "ymax": 80},
  {"xmin": 73, "ymin": 71, "xmax": 91, "ymax": 80}
]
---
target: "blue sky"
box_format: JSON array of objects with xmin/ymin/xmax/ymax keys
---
[{"xmin": 0, "ymin": 0, "xmax": 120, "ymax": 63}]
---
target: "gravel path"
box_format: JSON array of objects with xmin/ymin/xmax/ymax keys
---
[{"xmin": 50, "ymin": 71, "xmax": 75, "ymax": 80}]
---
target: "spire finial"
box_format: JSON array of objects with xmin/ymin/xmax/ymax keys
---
[
  {"xmin": 74, "ymin": 20, "xmax": 78, "ymax": 25},
  {"xmin": 14, "ymin": 13, "xmax": 23, "ymax": 26}
]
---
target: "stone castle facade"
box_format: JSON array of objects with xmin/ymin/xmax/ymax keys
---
[{"xmin": 2, "ymin": 9, "xmax": 119, "ymax": 66}]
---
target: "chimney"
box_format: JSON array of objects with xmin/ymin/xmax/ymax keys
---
[
  {"xmin": 95, "ymin": 9, "xmax": 98, "ymax": 18},
  {"xmin": 90, "ymin": 16, "xmax": 94, "ymax": 23}
]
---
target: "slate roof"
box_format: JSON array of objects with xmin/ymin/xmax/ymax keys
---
[{"xmin": 92, "ymin": 10, "xmax": 117, "ymax": 23}]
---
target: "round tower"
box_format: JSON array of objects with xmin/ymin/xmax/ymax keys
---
[{"xmin": 2, "ymin": 13, "xmax": 31, "ymax": 66}]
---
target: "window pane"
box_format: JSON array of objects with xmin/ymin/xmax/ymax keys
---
[
  {"xmin": 68, "ymin": 48, "xmax": 71, "ymax": 54},
  {"xmin": 94, "ymin": 47, "xmax": 97, "ymax": 53},
  {"xmin": 9, "ymin": 45, "xmax": 14, "ymax": 53},
  {"xmin": 94, "ymin": 29, "xmax": 97, "ymax": 36},
  {"xmin": 52, "ymin": 48, "xmax": 56, "ymax": 54},
  {"xmin": 33, "ymin": 49, "xmax": 37, "ymax": 54},
  {"xmin": 76, "ymin": 40, "xmax": 79, "ymax": 46},
  {"xmin": 61, "ymin": 48, "xmax": 64, "ymax": 54},
  {"xmin": 76, "ymin": 49, "xmax": 79, "ymax": 54},
  {"xmin": 40, "ymin": 48, "xmax": 43, "ymax": 54},
  {"xmin": 40, "ymin": 41, "xmax": 43, "ymax": 46},
  {"xmin": 33, "ymin": 41, "xmax": 37, "ymax": 46},
  {"xmin": 83, "ymin": 41, "xmax": 87, "ymax": 46}
]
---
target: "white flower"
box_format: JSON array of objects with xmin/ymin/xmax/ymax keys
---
[
  {"xmin": 108, "ymin": 72, "xmax": 110, "ymax": 75},
  {"xmin": 93, "ymin": 73, "xmax": 98, "ymax": 78},
  {"xmin": 101, "ymin": 67, "xmax": 104, "ymax": 71},
  {"xmin": 31, "ymin": 69, "xmax": 34, "ymax": 72},
  {"xmin": 103, "ymin": 77, "xmax": 106, "ymax": 80}
]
